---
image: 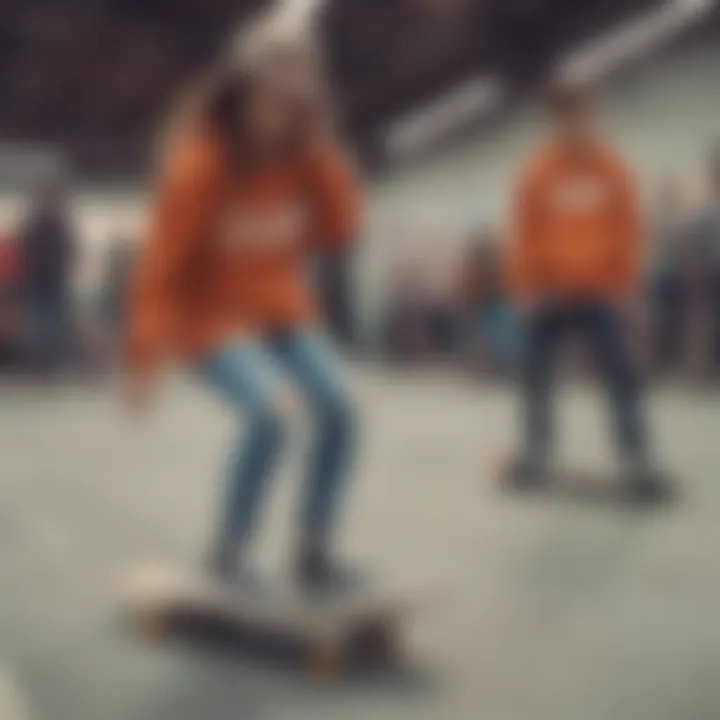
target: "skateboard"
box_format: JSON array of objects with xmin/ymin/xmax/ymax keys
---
[
  {"xmin": 494, "ymin": 454, "xmax": 675, "ymax": 506},
  {"xmin": 119, "ymin": 563, "xmax": 423, "ymax": 680}
]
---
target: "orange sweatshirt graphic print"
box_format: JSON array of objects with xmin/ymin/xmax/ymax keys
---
[{"xmin": 508, "ymin": 141, "xmax": 641, "ymax": 300}]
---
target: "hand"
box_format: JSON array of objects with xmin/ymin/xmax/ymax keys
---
[{"xmin": 123, "ymin": 369, "xmax": 157, "ymax": 416}]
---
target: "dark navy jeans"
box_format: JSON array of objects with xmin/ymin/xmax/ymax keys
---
[{"xmin": 521, "ymin": 300, "xmax": 647, "ymax": 465}]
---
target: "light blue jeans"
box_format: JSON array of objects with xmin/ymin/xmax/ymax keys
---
[{"xmin": 199, "ymin": 330, "xmax": 355, "ymax": 548}]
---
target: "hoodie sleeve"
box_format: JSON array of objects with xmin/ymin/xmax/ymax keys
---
[
  {"xmin": 305, "ymin": 144, "xmax": 360, "ymax": 252},
  {"xmin": 126, "ymin": 135, "xmax": 221, "ymax": 370}
]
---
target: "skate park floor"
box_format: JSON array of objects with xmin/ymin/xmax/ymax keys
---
[{"xmin": 0, "ymin": 366, "xmax": 718, "ymax": 720}]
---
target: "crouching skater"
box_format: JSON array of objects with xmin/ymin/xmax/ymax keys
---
[{"xmin": 125, "ymin": 27, "xmax": 362, "ymax": 591}]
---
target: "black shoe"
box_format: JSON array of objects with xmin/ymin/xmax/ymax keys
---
[
  {"xmin": 206, "ymin": 546, "xmax": 267, "ymax": 595},
  {"xmin": 501, "ymin": 454, "xmax": 548, "ymax": 492},
  {"xmin": 625, "ymin": 465, "xmax": 675, "ymax": 506},
  {"xmin": 295, "ymin": 549, "xmax": 367, "ymax": 596}
]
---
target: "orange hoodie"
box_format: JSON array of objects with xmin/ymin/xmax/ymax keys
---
[
  {"xmin": 508, "ymin": 141, "xmax": 641, "ymax": 300},
  {"xmin": 127, "ymin": 132, "xmax": 359, "ymax": 369}
]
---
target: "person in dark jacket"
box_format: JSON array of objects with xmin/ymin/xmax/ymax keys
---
[{"xmin": 20, "ymin": 181, "xmax": 77, "ymax": 377}]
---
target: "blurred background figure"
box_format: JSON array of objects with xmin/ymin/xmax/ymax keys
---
[
  {"xmin": 382, "ymin": 237, "xmax": 460, "ymax": 363},
  {"xmin": 648, "ymin": 174, "xmax": 690, "ymax": 375},
  {"xmin": 707, "ymin": 150, "xmax": 720, "ymax": 377},
  {"xmin": 97, "ymin": 227, "xmax": 138, "ymax": 351},
  {"xmin": 459, "ymin": 227, "xmax": 522, "ymax": 376},
  {"xmin": 687, "ymin": 149, "xmax": 720, "ymax": 380},
  {"xmin": 382, "ymin": 251, "xmax": 431, "ymax": 361},
  {"xmin": 19, "ymin": 180, "xmax": 77, "ymax": 380},
  {"xmin": 0, "ymin": 228, "xmax": 24, "ymax": 369}
]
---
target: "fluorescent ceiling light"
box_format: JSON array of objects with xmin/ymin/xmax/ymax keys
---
[
  {"xmin": 558, "ymin": 0, "xmax": 717, "ymax": 82},
  {"xmin": 385, "ymin": 76, "xmax": 503, "ymax": 158}
]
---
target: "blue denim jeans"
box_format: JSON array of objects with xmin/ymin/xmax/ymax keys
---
[{"xmin": 199, "ymin": 330, "xmax": 355, "ymax": 547}]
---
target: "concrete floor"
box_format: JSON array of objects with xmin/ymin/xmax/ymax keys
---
[{"xmin": 0, "ymin": 367, "xmax": 718, "ymax": 720}]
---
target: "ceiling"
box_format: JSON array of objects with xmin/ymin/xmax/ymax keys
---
[{"xmin": 0, "ymin": 0, "xmax": 673, "ymax": 176}]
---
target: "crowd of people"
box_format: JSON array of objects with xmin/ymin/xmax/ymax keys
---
[
  {"xmin": 0, "ymin": 184, "xmax": 135, "ymax": 378},
  {"xmin": 0, "ymin": 183, "xmax": 74, "ymax": 375},
  {"xmin": 381, "ymin": 152, "xmax": 720, "ymax": 383}
]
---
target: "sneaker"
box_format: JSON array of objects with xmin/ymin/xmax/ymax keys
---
[
  {"xmin": 294, "ymin": 549, "xmax": 368, "ymax": 597},
  {"xmin": 206, "ymin": 548, "xmax": 269, "ymax": 598}
]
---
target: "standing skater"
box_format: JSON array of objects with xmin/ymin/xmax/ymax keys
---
[
  {"xmin": 125, "ymin": 30, "xmax": 360, "ymax": 590},
  {"xmin": 506, "ymin": 77, "xmax": 668, "ymax": 501}
]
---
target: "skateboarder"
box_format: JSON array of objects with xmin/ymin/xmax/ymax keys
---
[
  {"xmin": 125, "ymin": 29, "xmax": 360, "ymax": 590},
  {"xmin": 505, "ymin": 76, "xmax": 668, "ymax": 500}
]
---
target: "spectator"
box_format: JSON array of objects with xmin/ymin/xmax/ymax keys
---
[
  {"xmin": 692, "ymin": 152, "xmax": 720, "ymax": 376},
  {"xmin": 420, "ymin": 241, "xmax": 461, "ymax": 357},
  {"xmin": 382, "ymin": 239, "xmax": 460, "ymax": 362},
  {"xmin": 98, "ymin": 231, "xmax": 137, "ymax": 338},
  {"xmin": 680, "ymin": 156, "xmax": 720, "ymax": 381},
  {"xmin": 383, "ymin": 254, "xmax": 433, "ymax": 360},
  {"xmin": 459, "ymin": 229, "xmax": 522, "ymax": 374},
  {"xmin": 648, "ymin": 176, "xmax": 690, "ymax": 374},
  {"xmin": 19, "ymin": 180, "xmax": 77, "ymax": 378}
]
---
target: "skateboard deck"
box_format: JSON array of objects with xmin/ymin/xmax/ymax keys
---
[
  {"xmin": 120, "ymin": 563, "xmax": 423, "ymax": 679},
  {"xmin": 493, "ymin": 454, "xmax": 674, "ymax": 505}
]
